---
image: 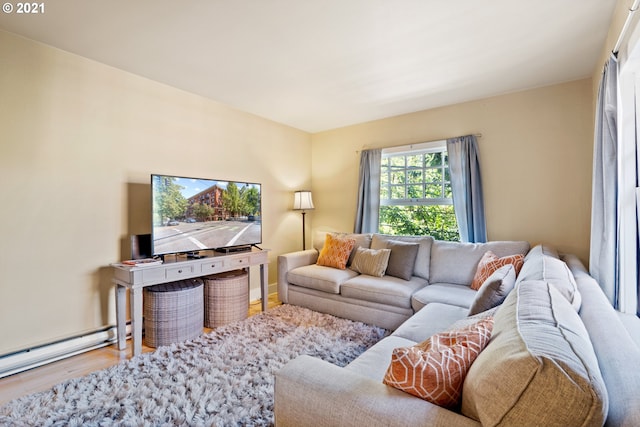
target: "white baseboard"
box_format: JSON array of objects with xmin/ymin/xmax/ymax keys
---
[
  {"xmin": 249, "ymin": 283, "xmax": 278, "ymax": 302},
  {"xmin": 0, "ymin": 326, "xmax": 126, "ymax": 379}
]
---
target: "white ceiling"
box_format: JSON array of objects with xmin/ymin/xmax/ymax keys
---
[{"xmin": 0, "ymin": 1, "xmax": 618, "ymax": 132}]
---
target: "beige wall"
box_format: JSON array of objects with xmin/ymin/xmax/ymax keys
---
[
  {"xmin": 311, "ymin": 79, "xmax": 594, "ymax": 264},
  {"xmin": 0, "ymin": 9, "xmax": 616, "ymax": 355},
  {"xmin": 0, "ymin": 31, "xmax": 311, "ymax": 355}
]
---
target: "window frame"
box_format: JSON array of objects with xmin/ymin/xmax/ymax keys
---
[{"xmin": 380, "ymin": 140, "xmax": 452, "ymax": 207}]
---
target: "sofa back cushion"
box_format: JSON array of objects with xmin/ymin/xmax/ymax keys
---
[
  {"xmin": 523, "ymin": 242, "xmax": 559, "ymax": 260},
  {"xmin": 429, "ymin": 240, "xmax": 530, "ymax": 286},
  {"xmin": 517, "ymin": 244, "xmax": 581, "ymax": 310},
  {"xmin": 461, "ymin": 280, "xmax": 608, "ymax": 427},
  {"xmin": 370, "ymin": 234, "xmax": 434, "ymax": 280}
]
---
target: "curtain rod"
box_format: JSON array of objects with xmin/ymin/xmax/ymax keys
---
[
  {"xmin": 356, "ymin": 133, "xmax": 482, "ymax": 154},
  {"xmin": 614, "ymin": 0, "xmax": 640, "ymax": 54}
]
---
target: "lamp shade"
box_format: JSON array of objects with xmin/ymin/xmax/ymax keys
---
[{"xmin": 293, "ymin": 191, "xmax": 315, "ymax": 210}]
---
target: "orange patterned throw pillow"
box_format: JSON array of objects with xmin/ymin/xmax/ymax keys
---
[
  {"xmin": 316, "ymin": 233, "xmax": 356, "ymax": 270},
  {"xmin": 383, "ymin": 318, "xmax": 494, "ymax": 408},
  {"xmin": 471, "ymin": 251, "xmax": 524, "ymax": 290}
]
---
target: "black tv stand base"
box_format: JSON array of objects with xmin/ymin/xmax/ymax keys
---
[
  {"xmin": 186, "ymin": 252, "xmax": 206, "ymax": 259},
  {"xmin": 216, "ymin": 245, "xmax": 252, "ymax": 254}
]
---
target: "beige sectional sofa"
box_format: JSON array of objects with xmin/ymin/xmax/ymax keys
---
[{"xmin": 275, "ymin": 234, "xmax": 640, "ymax": 426}]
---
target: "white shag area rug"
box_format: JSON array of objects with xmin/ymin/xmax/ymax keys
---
[{"xmin": 0, "ymin": 305, "xmax": 388, "ymax": 426}]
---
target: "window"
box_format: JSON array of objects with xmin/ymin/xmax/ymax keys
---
[
  {"xmin": 615, "ymin": 50, "xmax": 640, "ymax": 314},
  {"xmin": 379, "ymin": 141, "xmax": 459, "ymax": 241}
]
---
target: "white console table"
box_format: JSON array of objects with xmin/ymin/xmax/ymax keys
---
[{"xmin": 112, "ymin": 248, "xmax": 269, "ymax": 357}]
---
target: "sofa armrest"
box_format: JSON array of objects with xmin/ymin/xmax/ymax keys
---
[
  {"xmin": 277, "ymin": 249, "xmax": 318, "ymax": 303},
  {"xmin": 564, "ymin": 254, "xmax": 640, "ymax": 426},
  {"xmin": 274, "ymin": 355, "xmax": 480, "ymax": 427}
]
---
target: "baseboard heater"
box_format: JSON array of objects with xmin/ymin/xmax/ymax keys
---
[
  {"xmin": 0, "ymin": 292, "xmax": 273, "ymax": 379},
  {"xmin": 0, "ymin": 324, "xmax": 130, "ymax": 379}
]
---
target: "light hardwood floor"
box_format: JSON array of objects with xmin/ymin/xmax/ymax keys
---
[{"xmin": 0, "ymin": 295, "xmax": 281, "ymax": 406}]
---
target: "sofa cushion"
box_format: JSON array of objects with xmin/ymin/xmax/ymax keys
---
[
  {"xmin": 317, "ymin": 233, "xmax": 356, "ymax": 269},
  {"xmin": 461, "ymin": 280, "xmax": 608, "ymax": 427},
  {"xmin": 448, "ymin": 305, "xmax": 499, "ymax": 330},
  {"xmin": 470, "ymin": 251, "xmax": 523, "ymax": 290},
  {"xmin": 370, "ymin": 234, "xmax": 434, "ymax": 280},
  {"xmin": 383, "ymin": 317, "xmax": 494, "ymax": 408},
  {"xmin": 429, "ymin": 240, "xmax": 530, "ymax": 286},
  {"xmin": 393, "ymin": 302, "xmax": 469, "ymax": 343},
  {"xmin": 346, "ymin": 335, "xmax": 417, "ymax": 381},
  {"xmin": 385, "ymin": 240, "xmax": 420, "ymax": 281},
  {"xmin": 468, "ymin": 264, "xmax": 516, "ymax": 315},
  {"xmin": 517, "ymin": 244, "xmax": 581, "ymax": 310},
  {"xmin": 349, "ymin": 247, "xmax": 391, "ymax": 277},
  {"xmin": 287, "ymin": 264, "xmax": 359, "ymax": 294},
  {"xmin": 340, "ymin": 275, "xmax": 427, "ymax": 309},
  {"xmin": 411, "ymin": 283, "xmax": 477, "ymax": 311}
]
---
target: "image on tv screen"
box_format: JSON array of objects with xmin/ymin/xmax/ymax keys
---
[{"xmin": 151, "ymin": 174, "xmax": 262, "ymax": 256}]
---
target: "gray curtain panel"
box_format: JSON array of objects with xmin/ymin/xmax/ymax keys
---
[
  {"xmin": 590, "ymin": 53, "xmax": 619, "ymax": 308},
  {"xmin": 354, "ymin": 149, "xmax": 381, "ymax": 233},
  {"xmin": 446, "ymin": 135, "xmax": 487, "ymax": 243}
]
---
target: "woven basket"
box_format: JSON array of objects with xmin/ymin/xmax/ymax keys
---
[
  {"xmin": 203, "ymin": 270, "xmax": 249, "ymax": 328},
  {"xmin": 143, "ymin": 278, "xmax": 204, "ymax": 348}
]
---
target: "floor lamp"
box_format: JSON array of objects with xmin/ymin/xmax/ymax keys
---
[{"xmin": 293, "ymin": 190, "xmax": 314, "ymax": 250}]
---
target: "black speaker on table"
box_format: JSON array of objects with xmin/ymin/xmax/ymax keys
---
[{"xmin": 130, "ymin": 234, "xmax": 152, "ymax": 260}]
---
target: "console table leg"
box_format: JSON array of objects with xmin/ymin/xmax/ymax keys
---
[
  {"xmin": 260, "ymin": 263, "xmax": 268, "ymax": 312},
  {"xmin": 115, "ymin": 285, "xmax": 127, "ymax": 351},
  {"xmin": 130, "ymin": 287, "xmax": 143, "ymax": 357}
]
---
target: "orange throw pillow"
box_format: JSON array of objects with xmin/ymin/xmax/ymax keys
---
[
  {"xmin": 383, "ymin": 318, "xmax": 494, "ymax": 408},
  {"xmin": 316, "ymin": 233, "xmax": 356, "ymax": 270},
  {"xmin": 471, "ymin": 251, "xmax": 524, "ymax": 290}
]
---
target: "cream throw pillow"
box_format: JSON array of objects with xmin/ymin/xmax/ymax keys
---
[{"xmin": 349, "ymin": 247, "xmax": 391, "ymax": 277}]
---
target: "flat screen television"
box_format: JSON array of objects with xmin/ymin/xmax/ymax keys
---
[{"xmin": 151, "ymin": 174, "xmax": 262, "ymax": 257}]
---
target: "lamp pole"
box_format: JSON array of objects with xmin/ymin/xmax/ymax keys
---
[
  {"xmin": 301, "ymin": 210, "xmax": 307, "ymax": 250},
  {"xmin": 293, "ymin": 190, "xmax": 314, "ymax": 251}
]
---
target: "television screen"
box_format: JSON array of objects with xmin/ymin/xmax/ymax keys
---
[{"xmin": 151, "ymin": 174, "xmax": 262, "ymax": 256}]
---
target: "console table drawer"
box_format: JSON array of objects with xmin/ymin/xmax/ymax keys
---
[
  {"xmin": 251, "ymin": 250, "xmax": 268, "ymax": 264},
  {"xmin": 141, "ymin": 268, "xmax": 165, "ymax": 284},
  {"xmin": 228, "ymin": 256, "xmax": 250, "ymax": 269},
  {"xmin": 201, "ymin": 259, "xmax": 224, "ymax": 274},
  {"xmin": 166, "ymin": 265, "xmax": 194, "ymax": 280}
]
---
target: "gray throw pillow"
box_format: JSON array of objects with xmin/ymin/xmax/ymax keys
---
[
  {"xmin": 468, "ymin": 264, "xmax": 516, "ymax": 315},
  {"xmin": 385, "ymin": 240, "xmax": 420, "ymax": 281}
]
